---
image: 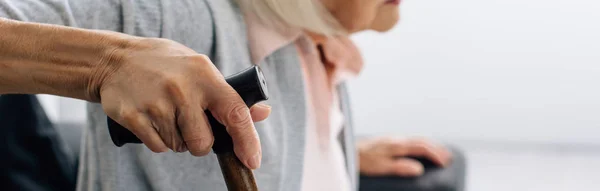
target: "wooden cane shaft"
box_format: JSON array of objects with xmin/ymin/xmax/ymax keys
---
[{"xmin": 217, "ymin": 152, "xmax": 258, "ymax": 191}]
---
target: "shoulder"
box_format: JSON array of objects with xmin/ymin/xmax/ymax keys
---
[
  {"xmin": 80, "ymin": 0, "xmax": 216, "ymax": 52},
  {"xmin": 161, "ymin": 0, "xmax": 248, "ymax": 58},
  {"xmin": 70, "ymin": 0, "xmax": 163, "ymax": 37}
]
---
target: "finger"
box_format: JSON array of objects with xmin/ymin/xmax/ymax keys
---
[
  {"xmin": 389, "ymin": 139, "xmax": 446, "ymax": 166},
  {"xmin": 421, "ymin": 141, "xmax": 452, "ymax": 166},
  {"xmin": 391, "ymin": 158, "xmax": 425, "ymax": 177},
  {"xmin": 437, "ymin": 145, "xmax": 453, "ymax": 166},
  {"xmin": 163, "ymin": 71, "xmax": 214, "ymax": 157},
  {"xmin": 146, "ymin": 100, "xmax": 186, "ymax": 152},
  {"xmin": 250, "ymin": 103, "xmax": 271, "ymax": 122},
  {"xmin": 207, "ymin": 84, "xmax": 261, "ymax": 169},
  {"xmin": 177, "ymin": 104, "xmax": 214, "ymax": 157},
  {"xmin": 121, "ymin": 111, "xmax": 168, "ymax": 153}
]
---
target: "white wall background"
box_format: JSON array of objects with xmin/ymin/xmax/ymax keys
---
[{"xmin": 349, "ymin": 0, "xmax": 600, "ymax": 145}]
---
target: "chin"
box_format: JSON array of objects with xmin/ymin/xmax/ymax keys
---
[
  {"xmin": 371, "ymin": 22, "xmax": 398, "ymax": 32},
  {"xmin": 369, "ymin": 8, "xmax": 400, "ymax": 32},
  {"xmin": 370, "ymin": 17, "xmax": 400, "ymax": 32}
]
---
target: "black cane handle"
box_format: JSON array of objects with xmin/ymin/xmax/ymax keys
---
[{"xmin": 106, "ymin": 66, "xmax": 269, "ymax": 154}]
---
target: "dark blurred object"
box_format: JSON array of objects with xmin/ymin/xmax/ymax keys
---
[
  {"xmin": 53, "ymin": 122, "xmax": 83, "ymax": 164},
  {"xmin": 359, "ymin": 147, "xmax": 467, "ymax": 191},
  {"xmin": 0, "ymin": 94, "xmax": 77, "ymax": 191}
]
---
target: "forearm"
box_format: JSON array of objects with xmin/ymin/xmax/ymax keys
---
[{"xmin": 0, "ymin": 18, "xmax": 134, "ymax": 101}]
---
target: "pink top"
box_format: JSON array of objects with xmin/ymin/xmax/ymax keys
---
[{"xmin": 244, "ymin": 13, "xmax": 364, "ymax": 191}]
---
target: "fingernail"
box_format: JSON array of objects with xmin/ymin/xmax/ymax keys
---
[
  {"xmin": 255, "ymin": 103, "xmax": 271, "ymax": 109},
  {"xmin": 247, "ymin": 153, "xmax": 262, "ymax": 169},
  {"xmin": 442, "ymin": 151, "xmax": 452, "ymax": 166},
  {"xmin": 413, "ymin": 165, "xmax": 424, "ymax": 175},
  {"xmin": 444, "ymin": 157, "xmax": 453, "ymax": 166}
]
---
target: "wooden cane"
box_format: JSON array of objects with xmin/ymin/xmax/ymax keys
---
[{"xmin": 106, "ymin": 66, "xmax": 268, "ymax": 191}]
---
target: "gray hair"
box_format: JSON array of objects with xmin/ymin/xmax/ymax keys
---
[{"xmin": 236, "ymin": 0, "xmax": 346, "ymax": 36}]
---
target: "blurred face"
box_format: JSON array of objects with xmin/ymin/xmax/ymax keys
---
[{"xmin": 321, "ymin": 0, "xmax": 401, "ymax": 33}]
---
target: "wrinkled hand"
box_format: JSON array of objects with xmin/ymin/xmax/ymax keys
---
[
  {"xmin": 92, "ymin": 37, "xmax": 270, "ymax": 169},
  {"xmin": 358, "ymin": 137, "xmax": 452, "ymax": 177}
]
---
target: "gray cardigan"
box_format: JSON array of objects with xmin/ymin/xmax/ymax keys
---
[{"xmin": 0, "ymin": 0, "xmax": 357, "ymax": 190}]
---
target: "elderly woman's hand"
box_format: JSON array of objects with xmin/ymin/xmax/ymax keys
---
[
  {"xmin": 0, "ymin": 18, "xmax": 268, "ymax": 170},
  {"xmin": 358, "ymin": 137, "xmax": 452, "ymax": 177},
  {"xmin": 95, "ymin": 37, "xmax": 269, "ymax": 169}
]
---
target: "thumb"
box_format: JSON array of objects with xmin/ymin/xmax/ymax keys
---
[
  {"xmin": 250, "ymin": 103, "xmax": 271, "ymax": 122},
  {"xmin": 207, "ymin": 84, "xmax": 261, "ymax": 170}
]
